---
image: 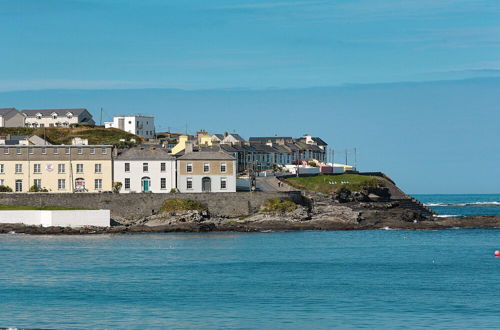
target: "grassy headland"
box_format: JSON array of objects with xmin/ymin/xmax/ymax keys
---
[
  {"xmin": 284, "ymin": 174, "xmax": 384, "ymax": 194},
  {"xmin": 0, "ymin": 126, "xmax": 142, "ymax": 146}
]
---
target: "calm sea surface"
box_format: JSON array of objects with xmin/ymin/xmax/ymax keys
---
[{"xmin": 1, "ymin": 229, "xmax": 500, "ymax": 329}]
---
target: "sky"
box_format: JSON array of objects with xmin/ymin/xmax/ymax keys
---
[{"xmin": 0, "ymin": 0, "xmax": 499, "ymax": 194}]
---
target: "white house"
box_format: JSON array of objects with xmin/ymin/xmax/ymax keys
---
[
  {"xmin": 0, "ymin": 108, "xmax": 25, "ymax": 127},
  {"xmin": 176, "ymin": 149, "xmax": 237, "ymax": 193},
  {"xmin": 22, "ymin": 108, "xmax": 95, "ymax": 127},
  {"xmin": 104, "ymin": 114, "xmax": 155, "ymax": 139},
  {"xmin": 114, "ymin": 145, "xmax": 175, "ymax": 193}
]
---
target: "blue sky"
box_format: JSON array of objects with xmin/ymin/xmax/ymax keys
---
[{"xmin": 0, "ymin": 0, "xmax": 499, "ymax": 193}]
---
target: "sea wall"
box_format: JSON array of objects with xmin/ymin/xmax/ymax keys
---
[
  {"xmin": 0, "ymin": 210, "xmax": 110, "ymax": 227},
  {"xmin": 0, "ymin": 192, "xmax": 305, "ymax": 219}
]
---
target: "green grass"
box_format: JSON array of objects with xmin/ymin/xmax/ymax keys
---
[
  {"xmin": 0, "ymin": 204, "xmax": 81, "ymax": 210},
  {"xmin": 159, "ymin": 198, "xmax": 207, "ymax": 213},
  {"xmin": 261, "ymin": 198, "xmax": 298, "ymax": 213},
  {"xmin": 284, "ymin": 174, "xmax": 384, "ymax": 194},
  {"xmin": 0, "ymin": 127, "xmax": 142, "ymax": 146}
]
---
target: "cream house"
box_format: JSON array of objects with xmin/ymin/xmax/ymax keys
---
[
  {"xmin": 176, "ymin": 150, "xmax": 237, "ymax": 193},
  {"xmin": 0, "ymin": 108, "xmax": 25, "ymax": 127},
  {"xmin": 114, "ymin": 145, "xmax": 176, "ymax": 193},
  {"xmin": 0, "ymin": 145, "xmax": 112, "ymax": 193},
  {"xmin": 22, "ymin": 108, "xmax": 95, "ymax": 127}
]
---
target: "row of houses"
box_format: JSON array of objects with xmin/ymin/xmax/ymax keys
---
[
  {"xmin": 170, "ymin": 131, "xmax": 328, "ymax": 173},
  {"xmin": 0, "ymin": 145, "xmax": 236, "ymax": 193}
]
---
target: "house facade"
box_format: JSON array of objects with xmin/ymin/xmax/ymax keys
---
[
  {"xmin": 114, "ymin": 145, "xmax": 176, "ymax": 193},
  {"xmin": 0, "ymin": 145, "xmax": 112, "ymax": 192},
  {"xmin": 104, "ymin": 114, "xmax": 155, "ymax": 139},
  {"xmin": 0, "ymin": 108, "xmax": 25, "ymax": 127},
  {"xmin": 22, "ymin": 108, "xmax": 95, "ymax": 127},
  {"xmin": 177, "ymin": 151, "xmax": 236, "ymax": 193}
]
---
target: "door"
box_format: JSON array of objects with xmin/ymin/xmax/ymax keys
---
[
  {"xmin": 142, "ymin": 177, "xmax": 151, "ymax": 192},
  {"xmin": 75, "ymin": 178, "xmax": 86, "ymax": 192},
  {"xmin": 15, "ymin": 180, "xmax": 22, "ymax": 192},
  {"xmin": 202, "ymin": 177, "xmax": 211, "ymax": 192}
]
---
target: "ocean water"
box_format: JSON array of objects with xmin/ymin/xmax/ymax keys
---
[
  {"xmin": 1, "ymin": 230, "xmax": 500, "ymax": 329},
  {"xmin": 415, "ymin": 194, "xmax": 500, "ymax": 217}
]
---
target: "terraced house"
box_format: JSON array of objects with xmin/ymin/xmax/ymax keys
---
[
  {"xmin": 22, "ymin": 108, "xmax": 95, "ymax": 127},
  {"xmin": 0, "ymin": 145, "xmax": 112, "ymax": 192},
  {"xmin": 176, "ymin": 146, "xmax": 237, "ymax": 193}
]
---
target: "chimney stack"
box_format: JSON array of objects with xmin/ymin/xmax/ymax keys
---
[{"xmin": 185, "ymin": 141, "xmax": 193, "ymax": 153}]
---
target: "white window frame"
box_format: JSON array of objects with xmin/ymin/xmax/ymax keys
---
[
  {"xmin": 161, "ymin": 178, "xmax": 166, "ymax": 189},
  {"xmin": 34, "ymin": 178, "xmax": 42, "ymax": 189},
  {"xmin": 77, "ymin": 148, "xmax": 83, "ymax": 155},
  {"xmin": 186, "ymin": 178, "xmax": 193, "ymax": 190},
  {"xmin": 58, "ymin": 179, "xmax": 66, "ymax": 190},
  {"xmin": 3, "ymin": 148, "xmax": 8, "ymax": 154},
  {"xmin": 220, "ymin": 177, "xmax": 227, "ymax": 190},
  {"xmin": 33, "ymin": 163, "xmax": 41, "ymax": 173},
  {"xmin": 143, "ymin": 163, "xmax": 149, "ymax": 172},
  {"xmin": 0, "ymin": 164, "xmax": 4, "ymax": 173},
  {"xmin": 220, "ymin": 162, "xmax": 227, "ymax": 173},
  {"xmin": 186, "ymin": 163, "xmax": 193, "ymax": 173},
  {"xmin": 90, "ymin": 148, "xmax": 95, "ymax": 154},
  {"xmin": 125, "ymin": 163, "xmax": 130, "ymax": 172},
  {"xmin": 41, "ymin": 148, "xmax": 46, "ymax": 154},
  {"xmin": 124, "ymin": 178, "xmax": 130, "ymax": 190},
  {"xmin": 161, "ymin": 162, "xmax": 166, "ymax": 172},
  {"xmin": 15, "ymin": 164, "xmax": 22, "ymax": 173},
  {"xmin": 58, "ymin": 163, "xmax": 65, "ymax": 173},
  {"xmin": 95, "ymin": 163, "xmax": 102, "ymax": 173},
  {"xmin": 16, "ymin": 148, "xmax": 21, "ymax": 155},
  {"xmin": 15, "ymin": 179, "xmax": 22, "ymax": 192},
  {"xmin": 76, "ymin": 164, "xmax": 84, "ymax": 173},
  {"xmin": 94, "ymin": 179, "xmax": 102, "ymax": 190},
  {"xmin": 203, "ymin": 163, "xmax": 210, "ymax": 173},
  {"xmin": 101, "ymin": 148, "xmax": 107, "ymax": 155}
]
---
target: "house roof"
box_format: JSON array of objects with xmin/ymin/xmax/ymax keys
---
[
  {"xmin": 249, "ymin": 137, "xmax": 293, "ymax": 143},
  {"xmin": 225, "ymin": 133, "xmax": 245, "ymax": 142},
  {"xmin": 211, "ymin": 134, "xmax": 224, "ymax": 140},
  {"xmin": 21, "ymin": 108, "xmax": 88, "ymax": 117},
  {"xmin": 312, "ymin": 137, "xmax": 328, "ymax": 146},
  {"xmin": 178, "ymin": 151, "xmax": 236, "ymax": 160},
  {"xmin": 116, "ymin": 145, "xmax": 175, "ymax": 160},
  {"xmin": 0, "ymin": 108, "xmax": 17, "ymax": 116},
  {"xmin": 295, "ymin": 141, "xmax": 323, "ymax": 151}
]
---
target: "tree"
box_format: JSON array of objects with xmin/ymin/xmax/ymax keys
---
[{"xmin": 112, "ymin": 182, "xmax": 123, "ymax": 193}]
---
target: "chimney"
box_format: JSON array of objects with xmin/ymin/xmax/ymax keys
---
[
  {"xmin": 224, "ymin": 131, "xmax": 228, "ymax": 137},
  {"xmin": 185, "ymin": 141, "xmax": 193, "ymax": 153}
]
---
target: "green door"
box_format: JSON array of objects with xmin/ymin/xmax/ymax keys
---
[{"xmin": 142, "ymin": 177, "xmax": 151, "ymax": 192}]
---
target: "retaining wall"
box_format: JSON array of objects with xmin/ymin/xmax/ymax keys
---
[{"xmin": 0, "ymin": 192, "xmax": 304, "ymax": 219}]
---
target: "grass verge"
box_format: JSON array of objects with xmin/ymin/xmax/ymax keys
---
[{"xmin": 284, "ymin": 174, "xmax": 384, "ymax": 194}]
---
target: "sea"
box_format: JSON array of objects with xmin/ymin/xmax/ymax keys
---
[
  {"xmin": 0, "ymin": 195, "xmax": 499, "ymax": 329},
  {"xmin": 415, "ymin": 194, "xmax": 500, "ymax": 218}
]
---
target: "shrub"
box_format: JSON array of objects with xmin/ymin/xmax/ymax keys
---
[
  {"xmin": 113, "ymin": 182, "xmax": 122, "ymax": 193},
  {"xmin": 159, "ymin": 198, "xmax": 207, "ymax": 213},
  {"xmin": 307, "ymin": 161, "xmax": 317, "ymax": 167},
  {"xmin": 0, "ymin": 185, "xmax": 12, "ymax": 192},
  {"xmin": 261, "ymin": 198, "xmax": 297, "ymax": 213}
]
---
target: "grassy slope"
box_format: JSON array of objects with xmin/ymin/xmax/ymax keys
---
[
  {"xmin": 0, "ymin": 127, "xmax": 142, "ymax": 145},
  {"xmin": 0, "ymin": 204, "xmax": 81, "ymax": 210},
  {"xmin": 284, "ymin": 174, "xmax": 384, "ymax": 194}
]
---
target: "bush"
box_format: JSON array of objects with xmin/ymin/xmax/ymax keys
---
[
  {"xmin": 261, "ymin": 198, "xmax": 297, "ymax": 213},
  {"xmin": 113, "ymin": 182, "xmax": 122, "ymax": 193},
  {"xmin": 0, "ymin": 185, "xmax": 12, "ymax": 192},
  {"xmin": 159, "ymin": 198, "xmax": 207, "ymax": 213},
  {"xmin": 307, "ymin": 161, "xmax": 317, "ymax": 167}
]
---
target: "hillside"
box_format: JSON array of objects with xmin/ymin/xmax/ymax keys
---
[{"xmin": 0, "ymin": 127, "xmax": 143, "ymax": 146}]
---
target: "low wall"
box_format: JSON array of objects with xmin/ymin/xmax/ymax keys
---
[
  {"xmin": 0, "ymin": 192, "xmax": 305, "ymax": 220},
  {"xmin": 0, "ymin": 210, "xmax": 110, "ymax": 227}
]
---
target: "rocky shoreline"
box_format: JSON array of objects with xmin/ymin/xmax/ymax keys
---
[{"xmin": 1, "ymin": 189, "xmax": 499, "ymax": 235}]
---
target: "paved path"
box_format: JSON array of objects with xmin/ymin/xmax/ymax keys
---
[{"xmin": 255, "ymin": 176, "xmax": 296, "ymax": 192}]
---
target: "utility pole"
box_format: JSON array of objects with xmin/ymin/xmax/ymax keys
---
[
  {"xmin": 100, "ymin": 108, "xmax": 103, "ymax": 126},
  {"xmin": 354, "ymin": 148, "xmax": 357, "ymax": 170},
  {"xmin": 345, "ymin": 149, "xmax": 348, "ymax": 165}
]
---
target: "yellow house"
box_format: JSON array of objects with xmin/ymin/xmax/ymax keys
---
[
  {"xmin": 172, "ymin": 131, "xmax": 213, "ymax": 155},
  {"xmin": 0, "ymin": 145, "xmax": 113, "ymax": 193}
]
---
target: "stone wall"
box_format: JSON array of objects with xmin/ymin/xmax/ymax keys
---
[{"xmin": 0, "ymin": 192, "xmax": 305, "ymax": 220}]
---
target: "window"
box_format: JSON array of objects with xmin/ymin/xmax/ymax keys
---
[
  {"xmin": 220, "ymin": 162, "xmax": 227, "ymax": 173},
  {"xmin": 161, "ymin": 178, "xmax": 166, "ymax": 189},
  {"xmin": 101, "ymin": 148, "xmax": 107, "ymax": 154},
  {"xmin": 76, "ymin": 164, "xmax": 83, "ymax": 173},
  {"xmin": 124, "ymin": 163, "xmax": 130, "ymax": 172},
  {"xmin": 34, "ymin": 179, "xmax": 41, "ymax": 189},
  {"xmin": 124, "ymin": 178, "xmax": 130, "ymax": 189},
  {"xmin": 0, "ymin": 179, "xmax": 4, "ymax": 186},
  {"xmin": 161, "ymin": 162, "xmax": 166, "ymax": 172},
  {"xmin": 58, "ymin": 164, "xmax": 65, "ymax": 173},
  {"xmin": 28, "ymin": 147, "xmax": 34, "ymax": 154},
  {"xmin": 15, "ymin": 164, "xmax": 22, "ymax": 173},
  {"xmin": 143, "ymin": 163, "xmax": 149, "ymax": 172},
  {"xmin": 95, "ymin": 163, "xmax": 102, "ymax": 173},
  {"xmin": 0, "ymin": 164, "xmax": 3, "ymax": 173},
  {"xmin": 186, "ymin": 178, "xmax": 193, "ymax": 190},
  {"xmin": 65, "ymin": 147, "xmax": 70, "ymax": 154},
  {"xmin": 15, "ymin": 180, "xmax": 22, "ymax": 192},
  {"xmin": 16, "ymin": 148, "xmax": 21, "ymax": 155},
  {"xmin": 33, "ymin": 164, "xmax": 41, "ymax": 173},
  {"xmin": 3, "ymin": 148, "xmax": 8, "ymax": 154},
  {"xmin": 90, "ymin": 148, "xmax": 95, "ymax": 154},
  {"xmin": 203, "ymin": 163, "xmax": 210, "ymax": 173},
  {"xmin": 53, "ymin": 148, "xmax": 59, "ymax": 154},
  {"xmin": 77, "ymin": 148, "xmax": 83, "ymax": 155},
  {"xmin": 221, "ymin": 178, "xmax": 227, "ymax": 190},
  {"xmin": 41, "ymin": 148, "xmax": 46, "ymax": 154},
  {"xmin": 95, "ymin": 179, "xmax": 102, "ymax": 190},
  {"xmin": 186, "ymin": 163, "xmax": 193, "ymax": 173},
  {"xmin": 58, "ymin": 179, "xmax": 66, "ymax": 190}
]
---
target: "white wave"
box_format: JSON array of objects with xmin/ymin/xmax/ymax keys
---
[
  {"xmin": 435, "ymin": 214, "xmax": 459, "ymax": 218},
  {"xmin": 425, "ymin": 201, "xmax": 500, "ymax": 207},
  {"xmin": 424, "ymin": 203, "xmax": 447, "ymax": 207}
]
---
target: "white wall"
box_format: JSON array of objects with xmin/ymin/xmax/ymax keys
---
[
  {"xmin": 0, "ymin": 210, "xmax": 110, "ymax": 227},
  {"xmin": 106, "ymin": 115, "xmax": 155, "ymax": 139},
  {"xmin": 177, "ymin": 174, "xmax": 236, "ymax": 193},
  {"xmin": 114, "ymin": 160, "xmax": 176, "ymax": 193}
]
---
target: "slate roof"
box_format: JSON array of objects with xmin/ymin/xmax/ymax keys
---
[
  {"xmin": 225, "ymin": 133, "xmax": 245, "ymax": 142},
  {"xmin": 0, "ymin": 108, "xmax": 17, "ymax": 116},
  {"xmin": 21, "ymin": 108, "xmax": 88, "ymax": 117},
  {"xmin": 312, "ymin": 137, "xmax": 328, "ymax": 146},
  {"xmin": 116, "ymin": 145, "xmax": 175, "ymax": 160},
  {"xmin": 178, "ymin": 151, "xmax": 236, "ymax": 161},
  {"xmin": 249, "ymin": 137, "xmax": 293, "ymax": 143},
  {"xmin": 211, "ymin": 134, "xmax": 224, "ymax": 141}
]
